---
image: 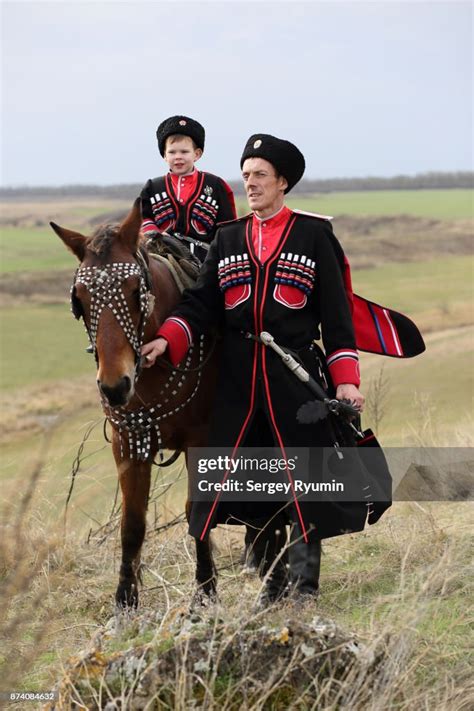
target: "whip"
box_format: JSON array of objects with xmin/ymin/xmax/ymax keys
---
[{"xmin": 259, "ymin": 331, "xmax": 360, "ymax": 424}]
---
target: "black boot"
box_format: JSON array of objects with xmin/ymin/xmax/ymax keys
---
[
  {"xmin": 246, "ymin": 515, "xmax": 289, "ymax": 606},
  {"xmin": 288, "ymin": 525, "xmax": 321, "ymax": 599},
  {"xmin": 242, "ymin": 526, "xmax": 258, "ymax": 573}
]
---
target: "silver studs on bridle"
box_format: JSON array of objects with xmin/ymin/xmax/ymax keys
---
[{"xmin": 70, "ymin": 261, "xmax": 155, "ymax": 379}]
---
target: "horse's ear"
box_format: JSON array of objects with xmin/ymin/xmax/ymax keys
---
[
  {"xmin": 50, "ymin": 222, "xmax": 87, "ymax": 261},
  {"xmin": 119, "ymin": 197, "xmax": 142, "ymax": 251}
]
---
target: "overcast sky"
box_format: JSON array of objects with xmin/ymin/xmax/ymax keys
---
[{"xmin": 1, "ymin": 1, "xmax": 472, "ymax": 186}]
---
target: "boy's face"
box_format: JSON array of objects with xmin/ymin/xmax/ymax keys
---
[{"xmin": 164, "ymin": 136, "xmax": 202, "ymax": 175}]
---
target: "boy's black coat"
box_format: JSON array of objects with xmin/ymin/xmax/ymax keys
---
[{"xmin": 141, "ymin": 171, "xmax": 235, "ymax": 244}]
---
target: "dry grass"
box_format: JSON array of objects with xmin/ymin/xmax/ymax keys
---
[
  {"xmin": 1, "ymin": 449, "xmax": 472, "ymax": 710},
  {"xmin": 0, "ymin": 376, "xmax": 97, "ymax": 445},
  {"xmin": 0, "ymin": 334, "xmax": 472, "ymax": 708},
  {"xmin": 0, "ymin": 376, "xmax": 97, "ymax": 444},
  {"xmin": 31, "ymin": 499, "xmax": 471, "ymax": 710},
  {"xmin": 1, "ymin": 200, "xmax": 472, "ymax": 708}
]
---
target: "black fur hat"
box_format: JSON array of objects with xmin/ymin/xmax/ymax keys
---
[
  {"xmin": 240, "ymin": 134, "xmax": 305, "ymax": 194},
  {"xmin": 156, "ymin": 116, "xmax": 205, "ymax": 157}
]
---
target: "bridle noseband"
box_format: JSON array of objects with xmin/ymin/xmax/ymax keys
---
[{"xmin": 70, "ymin": 251, "xmax": 154, "ymax": 381}]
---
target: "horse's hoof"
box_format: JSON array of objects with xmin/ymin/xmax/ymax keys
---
[{"xmin": 115, "ymin": 581, "xmax": 139, "ymax": 609}]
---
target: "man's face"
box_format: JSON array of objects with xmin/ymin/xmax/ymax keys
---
[
  {"xmin": 164, "ymin": 136, "xmax": 202, "ymax": 175},
  {"xmin": 242, "ymin": 158, "xmax": 288, "ymax": 213}
]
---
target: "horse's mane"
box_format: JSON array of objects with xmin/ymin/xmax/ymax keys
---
[
  {"xmin": 86, "ymin": 223, "xmax": 150, "ymax": 260},
  {"xmin": 87, "ymin": 223, "xmax": 120, "ymax": 257}
]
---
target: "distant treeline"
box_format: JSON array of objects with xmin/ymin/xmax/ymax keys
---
[{"xmin": 1, "ymin": 172, "xmax": 472, "ymax": 199}]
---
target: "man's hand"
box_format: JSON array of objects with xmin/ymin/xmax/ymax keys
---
[
  {"xmin": 335, "ymin": 383, "xmax": 365, "ymax": 412},
  {"xmin": 141, "ymin": 338, "xmax": 168, "ymax": 368}
]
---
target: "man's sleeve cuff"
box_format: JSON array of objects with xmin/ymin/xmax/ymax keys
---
[
  {"xmin": 157, "ymin": 317, "xmax": 193, "ymax": 366},
  {"xmin": 327, "ymin": 349, "xmax": 361, "ymax": 387}
]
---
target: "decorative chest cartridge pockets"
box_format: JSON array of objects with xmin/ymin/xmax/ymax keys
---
[
  {"xmin": 150, "ymin": 191, "xmax": 175, "ymax": 232},
  {"xmin": 191, "ymin": 194, "xmax": 219, "ymax": 234},
  {"xmin": 273, "ymin": 252, "xmax": 316, "ymax": 309},
  {"xmin": 218, "ymin": 254, "xmax": 252, "ymax": 309}
]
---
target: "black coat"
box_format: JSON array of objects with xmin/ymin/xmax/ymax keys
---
[
  {"xmin": 169, "ymin": 211, "xmax": 371, "ymax": 540},
  {"xmin": 140, "ymin": 171, "xmax": 236, "ymax": 242}
]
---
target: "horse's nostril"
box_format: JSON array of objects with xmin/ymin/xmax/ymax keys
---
[{"xmin": 99, "ymin": 376, "xmax": 133, "ymax": 406}]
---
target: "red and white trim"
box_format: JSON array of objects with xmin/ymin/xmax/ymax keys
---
[
  {"xmin": 157, "ymin": 316, "xmax": 193, "ymax": 366},
  {"xmin": 141, "ymin": 219, "xmax": 160, "ymax": 235},
  {"xmin": 382, "ymin": 308, "xmax": 403, "ymax": 356},
  {"xmin": 327, "ymin": 348, "xmax": 360, "ymax": 387}
]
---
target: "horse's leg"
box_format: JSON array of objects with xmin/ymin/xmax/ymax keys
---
[{"xmin": 113, "ymin": 436, "xmax": 152, "ymax": 608}]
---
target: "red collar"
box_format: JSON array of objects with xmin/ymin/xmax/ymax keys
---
[
  {"xmin": 251, "ymin": 206, "xmax": 293, "ymax": 263},
  {"xmin": 169, "ymin": 170, "xmax": 199, "ymax": 204}
]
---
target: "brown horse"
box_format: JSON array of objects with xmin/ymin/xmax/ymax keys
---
[{"xmin": 51, "ymin": 198, "xmax": 218, "ymax": 607}]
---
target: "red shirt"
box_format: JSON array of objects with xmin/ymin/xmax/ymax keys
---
[
  {"xmin": 251, "ymin": 205, "xmax": 293, "ymax": 263},
  {"xmin": 169, "ymin": 169, "xmax": 199, "ymax": 205}
]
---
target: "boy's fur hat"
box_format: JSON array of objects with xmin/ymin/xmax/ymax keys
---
[{"xmin": 156, "ymin": 116, "xmax": 205, "ymax": 156}]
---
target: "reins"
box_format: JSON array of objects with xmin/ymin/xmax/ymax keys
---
[
  {"xmin": 104, "ymin": 417, "xmax": 181, "ymax": 466},
  {"xmin": 153, "ymin": 334, "xmax": 218, "ymax": 374}
]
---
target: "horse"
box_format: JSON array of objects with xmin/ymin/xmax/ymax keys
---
[{"xmin": 50, "ymin": 198, "xmax": 219, "ymax": 608}]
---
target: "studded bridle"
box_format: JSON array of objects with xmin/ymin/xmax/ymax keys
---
[
  {"xmin": 70, "ymin": 251, "xmax": 155, "ymax": 381},
  {"xmin": 69, "ymin": 250, "xmax": 208, "ymax": 461}
]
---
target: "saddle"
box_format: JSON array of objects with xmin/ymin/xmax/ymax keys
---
[{"xmin": 145, "ymin": 233, "xmax": 201, "ymax": 292}]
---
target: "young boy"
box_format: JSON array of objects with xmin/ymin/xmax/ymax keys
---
[{"xmin": 140, "ymin": 115, "xmax": 237, "ymax": 260}]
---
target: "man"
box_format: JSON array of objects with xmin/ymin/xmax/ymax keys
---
[{"xmin": 142, "ymin": 133, "xmax": 370, "ymax": 605}]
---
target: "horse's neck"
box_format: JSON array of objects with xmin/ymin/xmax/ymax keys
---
[{"xmin": 149, "ymin": 255, "xmax": 183, "ymax": 328}]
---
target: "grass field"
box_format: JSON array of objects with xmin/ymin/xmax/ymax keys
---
[
  {"xmin": 0, "ymin": 191, "xmax": 472, "ymax": 708},
  {"xmin": 0, "ymin": 189, "xmax": 472, "ymax": 276},
  {"xmin": 0, "ymin": 227, "xmax": 83, "ymax": 273},
  {"xmin": 2, "ymin": 253, "xmax": 471, "ymax": 387},
  {"xmin": 1, "ymin": 193, "xmax": 472, "ymax": 503},
  {"xmin": 352, "ymin": 254, "xmax": 474, "ymax": 324},
  {"xmin": 0, "ymin": 305, "xmax": 93, "ymax": 389},
  {"xmin": 250, "ymin": 188, "xmax": 473, "ymax": 219}
]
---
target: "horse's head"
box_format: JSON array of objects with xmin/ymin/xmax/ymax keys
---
[{"xmin": 51, "ymin": 198, "xmax": 156, "ymax": 407}]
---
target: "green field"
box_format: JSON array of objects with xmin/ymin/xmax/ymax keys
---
[
  {"xmin": 353, "ymin": 254, "xmax": 474, "ymax": 317},
  {"xmin": 1, "ymin": 189, "xmax": 472, "ymax": 275},
  {"xmin": 0, "ymin": 227, "xmax": 80, "ymax": 272},
  {"xmin": 238, "ymin": 189, "xmax": 473, "ymax": 219},
  {"xmin": 1, "ymin": 254, "xmax": 471, "ymax": 389},
  {"xmin": 0, "ymin": 253, "xmax": 472, "ymax": 516},
  {"xmin": 0, "ymin": 193, "xmax": 472, "ymax": 494},
  {"xmin": 0, "ymin": 304, "xmax": 94, "ymax": 390},
  {"xmin": 1, "ymin": 193, "xmax": 472, "ymax": 706}
]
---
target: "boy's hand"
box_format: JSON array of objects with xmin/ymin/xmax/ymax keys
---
[
  {"xmin": 336, "ymin": 383, "xmax": 365, "ymax": 412},
  {"xmin": 141, "ymin": 338, "xmax": 168, "ymax": 368}
]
